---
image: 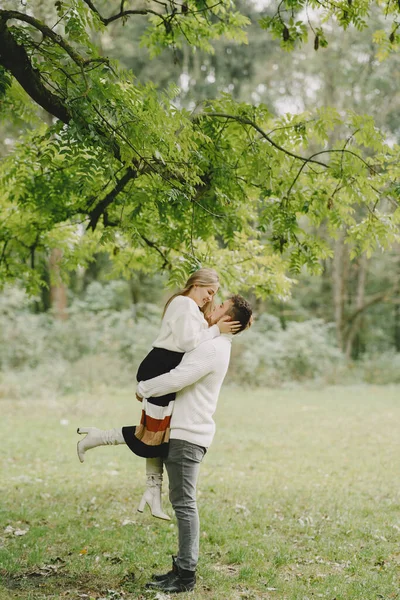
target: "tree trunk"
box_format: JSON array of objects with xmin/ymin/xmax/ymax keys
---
[
  {"xmin": 345, "ymin": 253, "xmax": 368, "ymax": 360},
  {"xmin": 394, "ymin": 301, "xmax": 400, "ymax": 352},
  {"xmin": 332, "ymin": 233, "xmax": 348, "ymax": 351},
  {"xmin": 394, "ymin": 249, "xmax": 400, "ymax": 351},
  {"xmin": 49, "ymin": 248, "xmax": 67, "ymax": 320}
]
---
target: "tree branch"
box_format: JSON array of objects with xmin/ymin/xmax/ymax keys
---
[
  {"xmin": 140, "ymin": 234, "xmax": 170, "ymax": 269},
  {"xmin": 0, "ymin": 13, "xmax": 71, "ymax": 123},
  {"xmin": 0, "ymin": 10, "xmax": 85, "ymax": 65},
  {"xmin": 0, "ymin": 13, "xmax": 128, "ymax": 164},
  {"xmin": 285, "ymin": 142, "xmax": 378, "ymax": 199},
  {"xmin": 81, "ymin": 0, "xmax": 162, "ymax": 25},
  {"xmin": 345, "ymin": 290, "xmax": 394, "ymax": 328},
  {"xmin": 87, "ymin": 167, "xmax": 138, "ymax": 231},
  {"xmin": 200, "ymin": 112, "xmax": 329, "ymax": 167},
  {"xmin": 81, "ymin": 0, "xmax": 223, "ymax": 25}
]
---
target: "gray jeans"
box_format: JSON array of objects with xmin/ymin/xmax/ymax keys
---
[{"xmin": 164, "ymin": 439, "xmax": 206, "ymax": 571}]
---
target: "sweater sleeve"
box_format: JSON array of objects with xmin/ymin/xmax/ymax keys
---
[
  {"xmin": 137, "ymin": 343, "xmax": 216, "ymax": 398},
  {"xmin": 169, "ymin": 298, "xmax": 220, "ymax": 352}
]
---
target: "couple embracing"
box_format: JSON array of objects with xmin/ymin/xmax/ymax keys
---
[{"xmin": 77, "ymin": 268, "xmax": 253, "ymax": 593}]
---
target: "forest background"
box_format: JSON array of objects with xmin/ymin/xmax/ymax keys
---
[{"xmin": 1, "ymin": 0, "xmax": 400, "ymax": 398}]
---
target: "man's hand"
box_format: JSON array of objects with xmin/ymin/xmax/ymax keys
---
[{"xmin": 136, "ymin": 392, "xmax": 143, "ymax": 402}]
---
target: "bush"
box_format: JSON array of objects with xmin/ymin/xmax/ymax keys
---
[
  {"xmin": 1, "ymin": 285, "xmax": 400, "ymax": 398},
  {"xmin": 229, "ymin": 315, "xmax": 345, "ymax": 386},
  {"xmin": 357, "ymin": 351, "xmax": 400, "ymax": 385},
  {"xmin": 0, "ymin": 285, "xmax": 160, "ymax": 375}
]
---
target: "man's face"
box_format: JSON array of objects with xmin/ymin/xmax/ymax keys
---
[{"xmin": 209, "ymin": 299, "xmax": 233, "ymax": 324}]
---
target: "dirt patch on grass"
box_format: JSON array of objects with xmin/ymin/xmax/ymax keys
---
[
  {"xmin": 212, "ymin": 563, "xmax": 240, "ymax": 577},
  {"xmin": 0, "ymin": 568, "xmax": 143, "ymax": 599}
]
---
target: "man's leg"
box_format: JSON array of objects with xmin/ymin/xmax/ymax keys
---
[
  {"xmin": 165, "ymin": 439, "xmax": 205, "ymax": 570},
  {"xmin": 149, "ymin": 438, "xmax": 205, "ymax": 592}
]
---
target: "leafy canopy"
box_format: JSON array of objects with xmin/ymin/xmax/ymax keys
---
[{"xmin": 0, "ymin": 0, "xmax": 399, "ymax": 294}]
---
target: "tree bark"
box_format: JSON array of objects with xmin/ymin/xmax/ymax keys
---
[
  {"xmin": 394, "ymin": 301, "xmax": 400, "ymax": 352},
  {"xmin": 345, "ymin": 254, "xmax": 367, "ymax": 360},
  {"xmin": 332, "ymin": 233, "xmax": 348, "ymax": 351},
  {"xmin": 49, "ymin": 248, "xmax": 68, "ymax": 320},
  {"xmin": 0, "ymin": 15, "xmax": 71, "ymax": 124},
  {"xmin": 394, "ymin": 248, "xmax": 400, "ymax": 351}
]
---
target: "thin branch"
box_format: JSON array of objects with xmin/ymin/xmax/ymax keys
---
[
  {"xmin": 191, "ymin": 198, "xmax": 224, "ymax": 218},
  {"xmin": 286, "ymin": 141, "xmax": 378, "ymax": 199},
  {"xmin": 151, "ymin": 0, "xmax": 169, "ymax": 10},
  {"xmin": 140, "ymin": 234, "xmax": 170, "ymax": 268},
  {"xmin": 193, "ymin": 2, "xmax": 225, "ymax": 14},
  {"xmin": 81, "ymin": 0, "xmax": 103, "ymax": 20},
  {"xmin": 200, "ymin": 112, "xmax": 329, "ymax": 167},
  {"xmin": 190, "ymin": 201, "xmax": 196, "ymax": 258},
  {"xmin": 90, "ymin": 104, "xmax": 188, "ymax": 189},
  {"xmin": 104, "ymin": 9, "xmax": 162, "ymax": 25},
  {"xmin": 266, "ymin": 119, "xmax": 315, "ymax": 136},
  {"xmin": 339, "ymin": 129, "xmax": 360, "ymax": 177},
  {"xmin": 81, "ymin": 0, "xmax": 163, "ymax": 25},
  {"xmin": 0, "ymin": 239, "xmax": 9, "ymax": 265},
  {"xmin": 313, "ymin": 148, "xmax": 379, "ymax": 175}
]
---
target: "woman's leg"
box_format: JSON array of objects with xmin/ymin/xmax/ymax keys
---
[
  {"xmin": 77, "ymin": 427, "xmax": 125, "ymax": 463},
  {"xmin": 137, "ymin": 457, "xmax": 170, "ymax": 521},
  {"xmin": 77, "ymin": 429, "xmax": 170, "ymax": 519}
]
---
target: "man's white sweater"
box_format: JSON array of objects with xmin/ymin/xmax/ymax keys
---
[{"xmin": 137, "ymin": 335, "xmax": 232, "ymax": 448}]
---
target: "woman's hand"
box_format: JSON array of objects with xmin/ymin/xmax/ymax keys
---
[
  {"xmin": 217, "ymin": 315, "xmax": 241, "ymax": 334},
  {"xmin": 136, "ymin": 393, "xmax": 143, "ymax": 402}
]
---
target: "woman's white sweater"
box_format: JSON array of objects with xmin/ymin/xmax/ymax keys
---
[{"xmin": 152, "ymin": 295, "xmax": 220, "ymax": 353}]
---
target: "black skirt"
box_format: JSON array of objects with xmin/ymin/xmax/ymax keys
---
[{"xmin": 122, "ymin": 347, "xmax": 184, "ymax": 458}]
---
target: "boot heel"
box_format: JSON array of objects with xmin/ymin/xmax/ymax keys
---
[
  {"xmin": 137, "ymin": 483, "xmax": 170, "ymax": 521},
  {"xmin": 76, "ymin": 427, "xmax": 100, "ymax": 463},
  {"xmin": 137, "ymin": 493, "xmax": 147, "ymax": 513},
  {"xmin": 77, "ymin": 440, "xmax": 85, "ymax": 463}
]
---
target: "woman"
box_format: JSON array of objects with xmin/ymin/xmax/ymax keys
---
[{"xmin": 77, "ymin": 268, "xmax": 240, "ymax": 519}]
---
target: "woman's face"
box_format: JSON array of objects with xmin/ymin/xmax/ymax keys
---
[{"xmin": 189, "ymin": 284, "xmax": 219, "ymax": 308}]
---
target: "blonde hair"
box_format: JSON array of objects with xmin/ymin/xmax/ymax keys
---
[{"xmin": 163, "ymin": 268, "xmax": 220, "ymax": 320}]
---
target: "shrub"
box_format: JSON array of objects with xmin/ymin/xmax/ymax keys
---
[
  {"xmin": 357, "ymin": 351, "xmax": 400, "ymax": 385},
  {"xmin": 229, "ymin": 316, "xmax": 344, "ymax": 386},
  {"xmin": 1, "ymin": 285, "xmax": 400, "ymax": 397},
  {"xmin": 0, "ymin": 285, "xmax": 160, "ymax": 374}
]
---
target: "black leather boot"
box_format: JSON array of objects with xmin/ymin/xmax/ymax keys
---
[
  {"xmin": 155, "ymin": 565, "xmax": 196, "ymax": 593},
  {"xmin": 146, "ymin": 556, "xmax": 178, "ymax": 587}
]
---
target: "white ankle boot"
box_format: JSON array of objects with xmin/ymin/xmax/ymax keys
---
[
  {"xmin": 137, "ymin": 473, "xmax": 170, "ymax": 521},
  {"xmin": 77, "ymin": 427, "xmax": 125, "ymax": 463}
]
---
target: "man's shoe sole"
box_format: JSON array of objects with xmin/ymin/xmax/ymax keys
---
[
  {"xmin": 156, "ymin": 578, "xmax": 195, "ymax": 593},
  {"xmin": 146, "ymin": 577, "xmax": 195, "ymax": 593}
]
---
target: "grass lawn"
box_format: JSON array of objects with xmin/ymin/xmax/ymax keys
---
[{"xmin": 1, "ymin": 384, "xmax": 400, "ymax": 600}]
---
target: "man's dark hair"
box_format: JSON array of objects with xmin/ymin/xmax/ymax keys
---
[{"xmin": 226, "ymin": 295, "xmax": 253, "ymax": 334}]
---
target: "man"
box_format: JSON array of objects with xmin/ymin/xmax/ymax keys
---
[{"xmin": 138, "ymin": 294, "xmax": 253, "ymax": 593}]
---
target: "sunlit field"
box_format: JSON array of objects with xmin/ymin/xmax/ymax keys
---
[{"xmin": 1, "ymin": 385, "xmax": 400, "ymax": 600}]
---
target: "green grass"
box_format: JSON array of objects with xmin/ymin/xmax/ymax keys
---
[{"xmin": 1, "ymin": 384, "xmax": 400, "ymax": 599}]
